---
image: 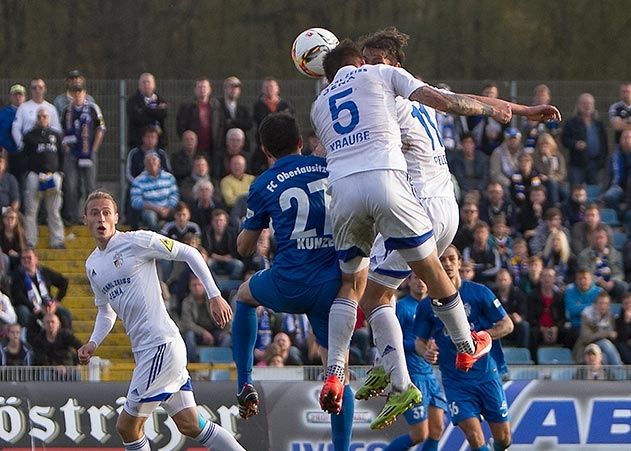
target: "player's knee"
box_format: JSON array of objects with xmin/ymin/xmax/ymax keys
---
[
  {"xmin": 409, "ymin": 427, "xmax": 428, "ymax": 444},
  {"xmin": 174, "ymin": 415, "xmax": 201, "ymax": 438},
  {"xmin": 428, "ymin": 420, "xmax": 444, "ymax": 440},
  {"xmin": 235, "ymin": 281, "xmax": 256, "ymax": 305},
  {"xmin": 115, "ymin": 416, "xmax": 142, "ymax": 442}
]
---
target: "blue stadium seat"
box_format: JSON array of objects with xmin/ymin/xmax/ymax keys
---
[
  {"xmin": 198, "ymin": 346, "xmax": 233, "ymax": 364},
  {"xmin": 600, "ymin": 208, "xmax": 621, "ymax": 227},
  {"xmin": 613, "ymin": 231, "xmax": 628, "ymax": 251},
  {"xmin": 586, "ymin": 184, "xmax": 601, "ymax": 201},
  {"xmin": 503, "ymin": 347, "xmax": 534, "ymax": 365},
  {"xmin": 537, "ymin": 347, "xmax": 574, "ymax": 365}
]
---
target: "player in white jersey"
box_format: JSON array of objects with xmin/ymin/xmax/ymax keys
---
[
  {"xmin": 77, "ymin": 191, "xmax": 245, "ymax": 451},
  {"xmin": 352, "ymin": 27, "xmax": 562, "ymax": 422}
]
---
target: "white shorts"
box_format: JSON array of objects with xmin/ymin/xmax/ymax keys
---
[
  {"xmin": 369, "ymin": 196, "xmax": 459, "ymax": 289},
  {"xmin": 329, "ymin": 170, "xmax": 436, "ymax": 272},
  {"xmin": 124, "ymin": 337, "xmax": 193, "ymax": 417}
]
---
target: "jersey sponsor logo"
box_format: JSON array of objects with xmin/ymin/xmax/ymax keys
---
[
  {"xmin": 382, "ymin": 344, "xmax": 396, "ymax": 357},
  {"xmin": 160, "ymin": 238, "xmax": 174, "ymax": 253}
]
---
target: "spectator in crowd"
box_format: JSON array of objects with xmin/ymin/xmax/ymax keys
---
[
  {"xmin": 449, "ymin": 131, "xmax": 488, "ymax": 196},
  {"xmin": 561, "ymin": 93, "xmax": 608, "ymax": 186},
  {"xmin": 521, "ymin": 84, "xmax": 561, "ymax": 153},
  {"xmin": 252, "ymin": 78, "xmax": 294, "ymax": 174},
  {"xmin": 0, "ymin": 289, "xmax": 17, "ymax": 335},
  {"xmin": 10, "ymin": 247, "xmax": 70, "ymax": 328},
  {"xmin": 529, "ymin": 207, "xmax": 569, "ymax": 256},
  {"xmin": 527, "ymin": 268, "xmax": 565, "ymax": 351},
  {"xmin": 218, "ymin": 76, "xmax": 253, "ymax": 153},
  {"xmin": 181, "ymin": 275, "xmax": 231, "ymax": 362},
  {"xmin": 21, "ymin": 108, "xmax": 64, "ymax": 248},
  {"xmin": 494, "ymin": 269, "xmax": 529, "ymax": 348},
  {"xmin": 574, "ymin": 291, "xmax": 622, "ymax": 365},
  {"xmin": 519, "ymin": 255, "xmax": 543, "ymax": 295},
  {"xmin": 223, "ymin": 128, "xmax": 248, "ymax": 176},
  {"xmin": 468, "ymin": 81, "xmax": 504, "ymax": 155},
  {"xmin": 281, "ymin": 313, "xmax": 311, "ymax": 363},
  {"xmin": 574, "ymin": 343, "xmax": 618, "ymax": 380},
  {"xmin": 180, "ymin": 154, "xmax": 215, "ymax": 206},
  {"xmin": 270, "ymin": 331, "xmax": 303, "ymax": 366},
  {"xmin": 608, "ymin": 81, "xmax": 631, "ymax": 145},
  {"xmin": 125, "ymin": 125, "xmax": 171, "ymax": 184},
  {"xmin": 562, "ymin": 268, "xmax": 602, "ymax": 348},
  {"xmin": 177, "ymin": 77, "xmax": 225, "ymax": 180},
  {"xmin": 533, "ymin": 132, "xmax": 567, "ymax": 205},
  {"xmin": 253, "ymin": 306, "xmax": 280, "ymax": 364},
  {"xmin": 170, "ymin": 130, "xmax": 198, "ymax": 186},
  {"xmin": 615, "ymin": 292, "xmax": 631, "ymax": 364},
  {"xmin": 462, "ymin": 221, "xmax": 501, "ymax": 286},
  {"xmin": 571, "ymin": 203, "xmax": 612, "ymax": 255},
  {"xmin": 12, "ymin": 78, "xmax": 61, "ymax": 150},
  {"xmin": 0, "ymin": 84, "xmax": 27, "ymax": 182},
  {"xmin": 488, "ymin": 216, "xmax": 512, "ymax": 267},
  {"xmin": 459, "ymin": 260, "xmax": 476, "ymax": 281},
  {"xmin": 126, "ymin": 72, "xmax": 167, "ymax": 148},
  {"xmin": 190, "ymin": 179, "xmax": 224, "ymax": 228},
  {"xmin": 53, "ymin": 70, "xmax": 95, "ymax": 117},
  {"xmin": 0, "ymin": 208, "xmax": 26, "ymax": 271},
  {"xmin": 602, "ymin": 129, "xmax": 631, "ymax": 228},
  {"xmin": 31, "ymin": 313, "xmax": 82, "ymax": 372},
  {"xmin": 201, "ymin": 209, "xmax": 243, "ymax": 280},
  {"xmin": 577, "ymin": 224, "xmax": 627, "ymax": 301},
  {"xmin": 61, "ymin": 79, "xmax": 106, "ymax": 225},
  {"xmin": 542, "ymin": 229, "xmax": 577, "ymax": 285},
  {"xmin": 130, "ymin": 151, "xmax": 179, "ymax": 231},
  {"xmin": 561, "ymin": 184, "xmax": 588, "ymax": 228},
  {"xmin": 489, "ymin": 127, "xmax": 523, "ymax": 190},
  {"xmin": 302, "ymin": 131, "xmax": 325, "ymax": 157},
  {"xmin": 509, "ymin": 152, "xmax": 542, "ymax": 209},
  {"xmin": 479, "ymin": 181, "xmax": 517, "ymax": 232},
  {"xmin": 0, "ymin": 151, "xmax": 20, "ymax": 212},
  {"xmin": 220, "ymin": 154, "xmax": 255, "ymax": 210},
  {"xmin": 1, "ymin": 323, "xmax": 31, "ymax": 366},
  {"xmin": 452, "ymin": 201, "xmax": 479, "ymax": 251},
  {"xmin": 518, "ymin": 185, "xmax": 550, "ymax": 240},
  {"xmin": 506, "ymin": 237, "xmax": 530, "ymax": 287},
  {"xmin": 159, "ymin": 202, "xmax": 202, "ymax": 280}
]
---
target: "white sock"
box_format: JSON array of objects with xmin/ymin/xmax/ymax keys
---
[
  {"xmin": 123, "ymin": 435, "xmax": 151, "ymax": 451},
  {"xmin": 326, "ymin": 298, "xmax": 357, "ymax": 382},
  {"xmin": 368, "ymin": 304, "xmax": 411, "ymax": 392},
  {"xmin": 196, "ymin": 419, "xmax": 245, "ymax": 450},
  {"xmin": 431, "ymin": 292, "xmax": 475, "ymax": 354}
]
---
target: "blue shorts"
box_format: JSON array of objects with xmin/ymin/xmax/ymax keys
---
[
  {"xmin": 403, "ymin": 373, "xmax": 448, "ymax": 425},
  {"xmin": 248, "ymin": 269, "xmax": 340, "ymax": 348},
  {"xmin": 444, "ymin": 377, "xmax": 509, "ymax": 425}
]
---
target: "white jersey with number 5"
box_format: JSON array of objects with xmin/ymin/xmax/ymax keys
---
[
  {"xmin": 85, "ymin": 230, "xmax": 181, "ymax": 352},
  {"xmin": 310, "ymin": 64, "xmax": 425, "ymax": 183},
  {"xmin": 397, "ymin": 97, "xmax": 454, "ymax": 198}
]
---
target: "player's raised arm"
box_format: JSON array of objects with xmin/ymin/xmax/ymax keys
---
[
  {"xmin": 78, "ymin": 303, "xmax": 117, "ymax": 364},
  {"xmin": 465, "ymin": 94, "xmax": 562, "ymax": 122}
]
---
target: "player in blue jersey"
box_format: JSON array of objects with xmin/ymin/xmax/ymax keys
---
[
  {"xmin": 231, "ymin": 112, "xmax": 354, "ymax": 450},
  {"xmin": 414, "ymin": 245, "xmax": 513, "ymax": 451},
  {"xmin": 383, "ymin": 273, "xmax": 447, "ymax": 451}
]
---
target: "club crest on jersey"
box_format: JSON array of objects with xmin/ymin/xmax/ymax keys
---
[
  {"xmin": 160, "ymin": 238, "xmax": 174, "ymax": 252},
  {"xmin": 113, "ymin": 252, "xmax": 123, "ymax": 268}
]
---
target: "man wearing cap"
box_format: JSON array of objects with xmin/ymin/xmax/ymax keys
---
[
  {"xmin": 219, "ymin": 76, "xmax": 253, "ymax": 152},
  {"xmin": 61, "ymin": 79, "xmax": 106, "ymax": 225},
  {"xmin": 12, "ymin": 78, "xmax": 61, "ymax": 151},
  {"xmin": 53, "ymin": 70, "xmax": 95, "ymax": 118},
  {"xmin": 0, "ymin": 84, "xmax": 26, "ymax": 182},
  {"xmin": 129, "ymin": 150, "xmax": 179, "ymax": 231},
  {"xmin": 489, "ymin": 127, "xmax": 525, "ymax": 190}
]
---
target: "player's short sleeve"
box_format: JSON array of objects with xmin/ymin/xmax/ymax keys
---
[
  {"xmin": 478, "ymin": 284, "xmax": 508, "ymax": 324},
  {"xmin": 380, "ymin": 65, "xmax": 426, "ymax": 100},
  {"xmin": 130, "ymin": 230, "xmax": 179, "ymax": 261},
  {"xmin": 242, "ymin": 182, "xmax": 270, "ymax": 231},
  {"xmin": 413, "ymin": 299, "xmax": 433, "ymax": 340}
]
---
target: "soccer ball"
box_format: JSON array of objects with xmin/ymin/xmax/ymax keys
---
[{"xmin": 291, "ymin": 28, "xmax": 339, "ymax": 78}]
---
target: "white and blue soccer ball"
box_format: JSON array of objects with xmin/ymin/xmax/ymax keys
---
[{"xmin": 291, "ymin": 28, "xmax": 339, "ymax": 78}]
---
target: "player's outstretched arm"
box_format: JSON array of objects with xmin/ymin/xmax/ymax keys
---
[
  {"xmin": 409, "ymin": 86, "xmax": 512, "ymax": 124},
  {"xmin": 466, "ymin": 94, "xmax": 562, "ymax": 122},
  {"xmin": 79, "ymin": 303, "xmax": 117, "ymax": 364}
]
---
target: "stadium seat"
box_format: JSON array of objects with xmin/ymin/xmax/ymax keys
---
[
  {"xmin": 586, "ymin": 184, "xmax": 601, "ymax": 201},
  {"xmin": 198, "ymin": 346, "xmax": 233, "ymax": 364},
  {"xmin": 613, "ymin": 231, "xmax": 628, "ymax": 251},
  {"xmin": 537, "ymin": 347, "xmax": 574, "ymax": 365},
  {"xmin": 508, "ymin": 367, "xmax": 539, "ymax": 380},
  {"xmin": 503, "ymin": 347, "xmax": 534, "ymax": 365},
  {"xmin": 599, "ymin": 208, "xmax": 621, "ymax": 227}
]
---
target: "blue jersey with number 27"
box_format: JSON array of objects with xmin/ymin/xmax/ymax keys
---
[{"xmin": 242, "ymin": 154, "xmax": 339, "ymax": 285}]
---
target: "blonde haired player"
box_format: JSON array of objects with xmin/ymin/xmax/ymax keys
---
[{"xmin": 78, "ymin": 191, "xmax": 244, "ymax": 451}]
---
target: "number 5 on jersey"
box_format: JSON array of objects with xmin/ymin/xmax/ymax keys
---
[{"xmin": 329, "ymin": 88, "xmax": 360, "ymax": 134}]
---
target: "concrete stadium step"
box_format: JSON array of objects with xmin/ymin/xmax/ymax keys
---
[
  {"xmin": 38, "ymin": 225, "xmax": 92, "ymax": 238},
  {"xmin": 74, "ymin": 320, "xmax": 126, "ymax": 334},
  {"xmin": 70, "ymin": 308, "xmax": 98, "ymax": 321},
  {"xmin": 92, "ymin": 345, "xmax": 134, "ymax": 361},
  {"xmin": 38, "ymin": 260, "xmax": 87, "ymax": 273},
  {"xmin": 66, "ymin": 296, "xmax": 97, "ymax": 309},
  {"xmin": 37, "ymin": 248, "xmax": 93, "ymax": 261},
  {"xmin": 76, "ymin": 331, "xmax": 130, "ymax": 347},
  {"xmin": 66, "ymin": 285, "xmax": 94, "ymax": 297}
]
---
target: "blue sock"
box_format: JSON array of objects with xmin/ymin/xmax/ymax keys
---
[
  {"xmin": 331, "ymin": 384, "xmax": 354, "ymax": 451},
  {"xmin": 383, "ymin": 433, "xmax": 414, "ymax": 451},
  {"xmin": 472, "ymin": 445, "xmax": 490, "ymax": 451},
  {"xmin": 231, "ymin": 301, "xmax": 257, "ymax": 390},
  {"xmin": 421, "ymin": 438, "xmax": 439, "ymax": 451},
  {"xmin": 493, "ymin": 441, "xmax": 509, "ymax": 451}
]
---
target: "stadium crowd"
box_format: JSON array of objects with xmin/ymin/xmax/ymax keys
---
[{"xmin": 0, "ymin": 72, "xmax": 630, "ymax": 372}]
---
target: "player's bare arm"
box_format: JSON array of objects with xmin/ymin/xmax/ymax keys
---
[
  {"xmin": 484, "ymin": 315, "xmax": 514, "ymax": 340},
  {"xmin": 237, "ymin": 229, "xmax": 262, "ymax": 257},
  {"xmin": 409, "ymin": 86, "xmax": 511, "ymax": 123},
  {"xmin": 208, "ymin": 295, "xmax": 233, "ymax": 328}
]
